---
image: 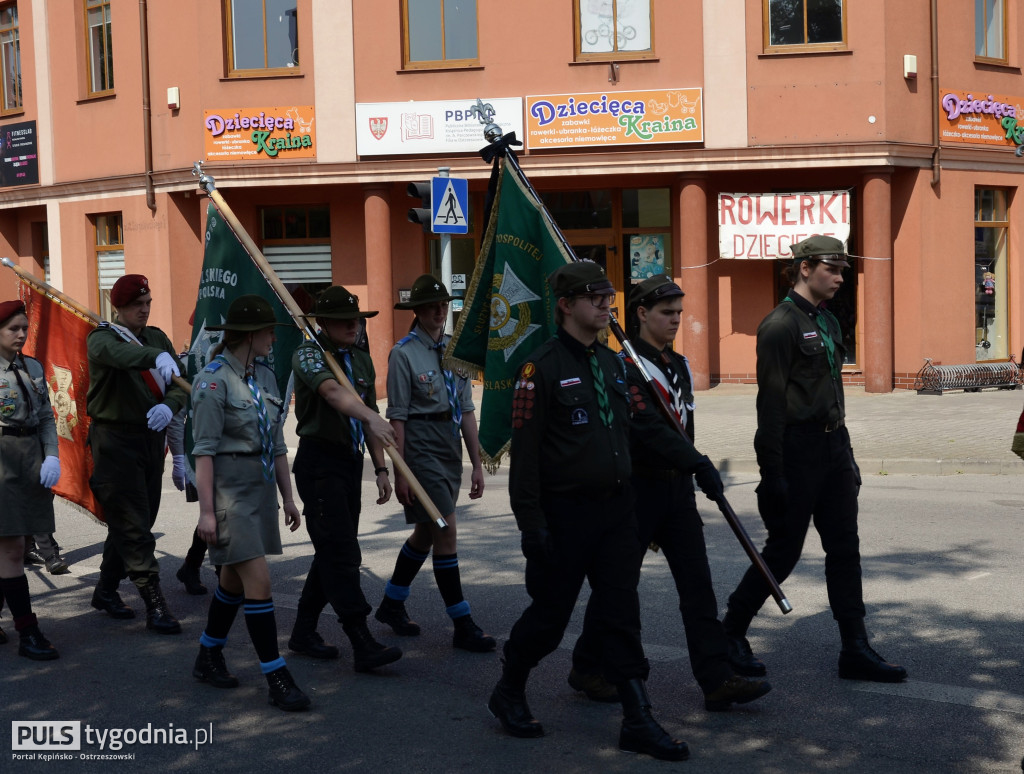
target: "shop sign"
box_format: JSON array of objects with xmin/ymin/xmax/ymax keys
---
[
  {"xmin": 203, "ymin": 106, "xmax": 316, "ymax": 161},
  {"xmin": 0, "ymin": 120, "xmax": 39, "ymax": 187},
  {"xmin": 355, "ymin": 98, "xmax": 523, "ymax": 156},
  {"xmin": 525, "ymin": 88, "xmax": 702, "ymax": 149},
  {"xmin": 718, "ymin": 191, "xmax": 851, "ymax": 260},
  {"xmin": 939, "ymin": 89, "xmax": 1024, "ymax": 151}
]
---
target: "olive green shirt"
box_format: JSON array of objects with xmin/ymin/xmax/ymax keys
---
[
  {"xmin": 86, "ymin": 323, "xmax": 188, "ymax": 423},
  {"xmin": 0, "ymin": 353, "xmax": 59, "ymax": 457},
  {"xmin": 292, "ymin": 340, "xmax": 378, "ymax": 450}
]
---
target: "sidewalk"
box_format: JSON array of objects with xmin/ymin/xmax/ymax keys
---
[{"xmin": 693, "ymin": 383, "xmax": 1024, "ymax": 475}]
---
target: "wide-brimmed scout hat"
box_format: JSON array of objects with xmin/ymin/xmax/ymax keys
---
[
  {"xmin": 206, "ymin": 294, "xmax": 293, "ymax": 331},
  {"xmin": 548, "ymin": 261, "xmax": 615, "ymax": 299},
  {"xmin": 628, "ymin": 274, "xmax": 684, "ymax": 313},
  {"xmin": 789, "ymin": 235, "xmax": 851, "ymax": 268},
  {"xmin": 394, "ymin": 274, "xmax": 457, "ymax": 310},
  {"xmin": 308, "ymin": 286, "xmax": 378, "ymax": 320}
]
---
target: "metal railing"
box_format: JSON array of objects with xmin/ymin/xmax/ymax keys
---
[{"xmin": 914, "ymin": 356, "xmax": 1023, "ymax": 394}]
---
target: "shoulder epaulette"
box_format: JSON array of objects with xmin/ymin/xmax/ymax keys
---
[
  {"xmin": 203, "ymin": 361, "xmax": 224, "ymax": 373},
  {"xmin": 395, "ymin": 334, "xmax": 414, "ymax": 348}
]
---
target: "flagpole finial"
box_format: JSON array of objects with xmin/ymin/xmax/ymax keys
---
[
  {"xmin": 471, "ymin": 98, "xmax": 503, "ymax": 144},
  {"xmin": 192, "ymin": 161, "xmax": 216, "ymax": 195}
]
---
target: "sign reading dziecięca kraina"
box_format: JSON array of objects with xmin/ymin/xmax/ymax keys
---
[
  {"xmin": 203, "ymin": 106, "xmax": 316, "ymax": 161},
  {"xmin": 939, "ymin": 89, "xmax": 1024, "ymax": 150}
]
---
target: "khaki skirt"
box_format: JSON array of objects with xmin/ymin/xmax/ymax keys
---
[
  {"xmin": 208, "ymin": 453, "xmax": 282, "ymax": 566},
  {"xmin": 0, "ymin": 434, "xmax": 55, "ymax": 537}
]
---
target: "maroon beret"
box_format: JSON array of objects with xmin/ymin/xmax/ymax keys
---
[
  {"xmin": 0, "ymin": 299, "xmax": 26, "ymax": 325},
  {"xmin": 110, "ymin": 274, "xmax": 151, "ymax": 308}
]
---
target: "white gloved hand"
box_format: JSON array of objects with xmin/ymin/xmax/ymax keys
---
[
  {"xmin": 172, "ymin": 454, "xmax": 187, "ymax": 491},
  {"xmin": 154, "ymin": 352, "xmax": 181, "ymax": 384},
  {"xmin": 39, "ymin": 455, "xmax": 61, "ymax": 488},
  {"xmin": 147, "ymin": 403, "xmax": 173, "ymax": 431}
]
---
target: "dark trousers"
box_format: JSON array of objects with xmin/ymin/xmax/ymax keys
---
[
  {"xmin": 89, "ymin": 424, "xmax": 165, "ymax": 589},
  {"xmin": 292, "ymin": 438, "xmax": 372, "ymax": 626},
  {"xmin": 506, "ymin": 489, "xmax": 649, "ymax": 685},
  {"xmin": 727, "ymin": 425, "xmax": 865, "ymax": 627},
  {"xmin": 573, "ymin": 473, "xmax": 732, "ymax": 694}
]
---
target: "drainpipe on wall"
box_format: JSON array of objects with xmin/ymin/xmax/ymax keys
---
[
  {"xmin": 930, "ymin": 0, "xmax": 941, "ymax": 187},
  {"xmin": 139, "ymin": 0, "xmax": 156, "ymax": 211}
]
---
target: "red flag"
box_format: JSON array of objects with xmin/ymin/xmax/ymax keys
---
[{"xmin": 20, "ymin": 283, "xmax": 104, "ymax": 521}]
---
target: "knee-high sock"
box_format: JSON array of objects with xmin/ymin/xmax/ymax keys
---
[
  {"xmin": 185, "ymin": 528, "xmax": 208, "ymax": 569},
  {"xmin": 0, "ymin": 575, "xmax": 36, "ymax": 631},
  {"xmin": 199, "ymin": 585, "xmax": 244, "ymax": 647},
  {"xmin": 384, "ymin": 540, "xmax": 429, "ymax": 600},
  {"xmin": 432, "ymin": 553, "xmax": 468, "ymax": 618},
  {"xmin": 244, "ymin": 598, "xmax": 285, "ymax": 673}
]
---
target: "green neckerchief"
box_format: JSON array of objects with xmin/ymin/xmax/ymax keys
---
[{"xmin": 784, "ymin": 296, "xmax": 841, "ymax": 379}]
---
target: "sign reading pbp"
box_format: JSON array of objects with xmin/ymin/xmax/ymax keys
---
[{"xmin": 431, "ymin": 176, "xmax": 469, "ymax": 234}]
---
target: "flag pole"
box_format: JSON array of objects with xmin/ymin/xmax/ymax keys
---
[
  {"xmin": 191, "ymin": 163, "xmax": 449, "ymax": 531},
  {"xmin": 471, "ymin": 106, "xmax": 792, "ymax": 615},
  {"xmin": 1, "ymin": 256, "xmax": 193, "ymax": 394}
]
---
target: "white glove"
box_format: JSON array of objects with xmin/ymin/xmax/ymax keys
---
[
  {"xmin": 172, "ymin": 454, "xmax": 187, "ymax": 491},
  {"xmin": 154, "ymin": 352, "xmax": 181, "ymax": 384},
  {"xmin": 147, "ymin": 403, "xmax": 173, "ymax": 431},
  {"xmin": 39, "ymin": 455, "xmax": 61, "ymax": 488}
]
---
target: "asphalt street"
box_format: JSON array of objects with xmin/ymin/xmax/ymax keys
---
[{"xmin": 4, "ymin": 385, "xmax": 1024, "ymax": 773}]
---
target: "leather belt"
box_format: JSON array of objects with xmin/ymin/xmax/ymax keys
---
[
  {"xmin": 0, "ymin": 425, "xmax": 37, "ymax": 437},
  {"xmin": 408, "ymin": 411, "xmax": 452, "ymax": 423}
]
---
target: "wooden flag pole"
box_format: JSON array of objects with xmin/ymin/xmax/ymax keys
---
[
  {"xmin": 1, "ymin": 256, "xmax": 193, "ymax": 394},
  {"xmin": 192, "ymin": 163, "xmax": 448, "ymax": 530}
]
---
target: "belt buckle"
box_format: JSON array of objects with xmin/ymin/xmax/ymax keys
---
[{"xmin": 825, "ymin": 419, "xmax": 841, "ymax": 433}]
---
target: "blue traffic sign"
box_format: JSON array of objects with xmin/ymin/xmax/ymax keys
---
[{"xmin": 431, "ymin": 176, "xmax": 469, "ymax": 234}]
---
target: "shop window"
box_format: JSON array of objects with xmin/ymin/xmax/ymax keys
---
[
  {"xmin": 574, "ymin": 0, "xmax": 654, "ymax": 62},
  {"xmin": 763, "ymin": 0, "xmax": 846, "ymax": 53},
  {"xmin": 1, "ymin": 3, "xmax": 21, "ymax": 114},
  {"xmin": 95, "ymin": 213, "xmax": 124, "ymax": 321},
  {"xmin": 976, "ymin": 0, "xmax": 1006, "ymax": 63},
  {"xmin": 401, "ymin": 0, "xmax": 478, "ymax": 70},
  {"xmin": 224, "ymin": 0, "xmax": 298, "ymax": 76},
  {"xmin": 85, "ymin": 0, "xmax": 114, "ymax": 95},
  {"xmin": 974, "ymin": 188, "xmax": 1009, "ymax": 361},
  {"xmin": 541, "ymin": 189, "xmax": 613, "ymax": 230},
  {"xmin": 260, "ymin": 205, "xmax": 330, "ymax": 311},
  {"xmin": 622, "ymin": 188, "xmax": 670, "ymax": 286}
]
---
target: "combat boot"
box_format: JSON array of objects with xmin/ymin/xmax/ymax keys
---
[
  {"xmin": 343, "ymin": 619, "xmax": 402, "ymax": 672},
  {"xmin": 288, "ymin": 607, "xmax": 339, "ymax": 659},
  {"xmin": 137, "ymin": 579, "xmax": 181, "ymax": 634},
  {"xmin": 18, "ymin": 624, "xmax": 59, "ymax": 661},
  {"xmin": 617, "ymin": 679, "xmax": 689, "ymax": 761},
  {"xmin": 90, "ymin": 581, "xmax": 136, "ymax": 619},
  {"xmin": 837, "ymin": 619, "xmax": 907, "ymax": 683},
  {"xmin": 37, "ymin": 535, "xmax": 69, "ymax": 575},
  {"xmin": 193, "ymin": 645, "xmax": 239, "ymax": 688},
  {"xmin": 176, "ymin": 563, "xmax": 207, "ymax": 595},
  {"xmin": 374, "ymin": 596, "xmax": 420, "ymax": 636},
  {"xmin": 265, "ymin": 666, "xmax": 310, "ymax": 711},
  {"xmin": 567, "ymin": 667, "xmax": 620, "ymax": 703},
  {"xmin": 704, "ymin": 674, "xmax": 772, "ymax": 711},
  {"xmin": 452, "ymin": 614, "xmax": 496, "ymax": 652},
  {"xmin": 488, "ymin": 648, "xmax": 544, "ymax": 738}
]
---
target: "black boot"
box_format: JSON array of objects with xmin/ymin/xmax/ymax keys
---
[
  {"xmin": 137, "ymin": 579, "xmax": 181, "ymax": 635},
  {"xmin": 266, "ymin": 666, "xmax": 311, "ymax": 711},
  {"xmin": 704, "ymin": 674, "xmax": 772, "ymax": 711},
  {"xmin": 617, "ymin": 679, "xmax": 689, "ymax": 761},
  {"xmin": 723, "ymin": 607, "xmax": 766, "ymax": 677},
  {"xmin": 176, "ymin": 563, "xmax": 207, "ymax": 595},
  {"xmin": 343, "ymin": 619, "xmax": 402, "ymax": 672},
  {"xmin": 374, "ymin": 596, "xmax": 420, "ymax": 636},
  {"xmin": 488, "ymin": 649, "xmax": 544, "ymax": 738},
  {"xmin": 567, "ymin": 668, "xmax": 620, "ymax": 703},
  {"xmin": 90, "ymin": 582, "xmax": 136, "ymax": 619},
  {"xmin": 18, "ymin": 625, "xmax": 59, "ymax": 661},
  {"xmin": 288, "ymin": 607, "xmax": 339, "ymax": 659},
  {"xmin": 452, "ymin": 614, "xmax": 496, "ymax": 652},
  {"xmin": 193, "ymin": 645, "xmax": 239, "ymax": 688},
  {"xmin": 837, "ymin": 619, "xmax": 907, "ymax": 683},
  {"xmin": 38, "ymin": 535, "xmax": 70, "ymax": 575}
]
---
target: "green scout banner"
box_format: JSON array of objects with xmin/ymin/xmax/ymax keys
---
[
  {"xmin": 183, "ymin": 203, "xmax": 302, "ymax": 477},
  {"xmin": 446, "ymin": 158, "xmax": 572, "ymax": 469}
]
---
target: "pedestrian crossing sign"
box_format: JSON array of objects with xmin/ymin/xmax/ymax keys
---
[{"xmin": 431, "ymin": 176, "xmax": 469, "ymax": 234}]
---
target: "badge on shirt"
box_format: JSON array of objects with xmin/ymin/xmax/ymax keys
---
[
  {"xmin": 0, "ymin": 379, "xmax": 8, "ymax": 388},
  {"xmin": 0, "ymin": 396, "xmax": 15, "ymax": 418},
  {"xmin": 571, "ymin": 408, "xmax": 589, "ymax": 426},
  {"xmin": 521, "ymin": 362, "xmax": 536, "ymax": 379},
  {"xmin": 803, "ymin": 331, "xmax": 819, "ymax": 340},
  {"xmin": 560, "ymin": 377, "xmax": 581, "ymax": 387}
]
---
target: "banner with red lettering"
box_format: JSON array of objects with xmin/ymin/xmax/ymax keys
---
[
  {"xmin": 718, "ymin": 191, "xmax": 851, "ymax": 259},
  {"xmin": 20, "ymin": 283, "xmax": 104, "ymax": 521}
]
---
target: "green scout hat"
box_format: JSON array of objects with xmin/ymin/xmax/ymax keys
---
[
  {"xmin": 789, "ymin": 235, "xmax": 850, "ymax": 268},
  {"xmin": 628, "ymin": 274, "xmax": 684, "ymax": 313},
  {"xmin": 308, "ymin": 286, "xmax": 378, "ymax": 320},
  {"xmin": 206, "ymin": 294, "xmax": 293, "ymax": 331},
  {"xmin": 548, "ymin": 261, "xmax": 615, "ymax": 299},
  {"xmin": 394, "ymin": 274, "xmax": 457, "ymax": 310}
]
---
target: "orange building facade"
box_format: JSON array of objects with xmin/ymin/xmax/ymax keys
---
[{"xmin": 1, "ymin": 0, "xmax": 1023, "ymax": 393}]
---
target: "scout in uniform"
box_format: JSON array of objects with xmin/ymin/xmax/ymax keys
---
[
  {"xmin": 721, "ymin": 235, "xmax": 907, "ymax": 683},
  {"xmin": 488, "ymin": 262, "xmax": 688, "ymax": 762},
  {"xmin": 87, "ymin": 274, "xmax": 186, "ymax": 634},
  {"xmin": 288, "ymin": 286, "xmax": 402, "ymax": 672},
  {"xmin": 569, "ymin": 274, "xmax": 772, "ymax": 711},
  {"xmin": 0, "ymin": 300, "xmax": 60, "ymax": 659},
  {"xmin": 190, "ymin": 295, "xmax": 310, "ymax": 711},
  {"xmin": 375, "ymin": 274, "xmax": 494, "ymax": 653}
]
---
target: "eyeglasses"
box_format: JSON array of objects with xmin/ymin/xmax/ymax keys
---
[{"xmin": 576, "ymin": 293, "xmax": 613, "ymax": 308}]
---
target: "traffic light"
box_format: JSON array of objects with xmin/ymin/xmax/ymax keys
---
[{"xmin": 407, "ymin": 181, "xmax": 432, "ymax": 232}]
